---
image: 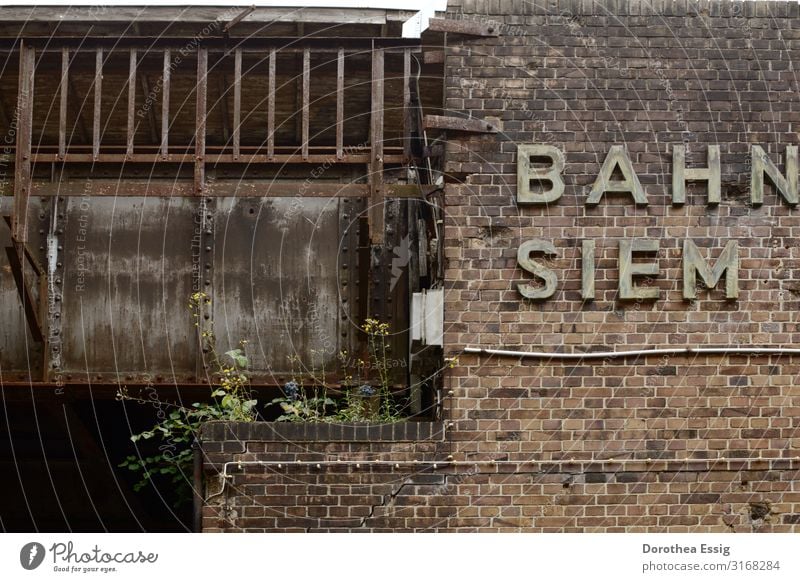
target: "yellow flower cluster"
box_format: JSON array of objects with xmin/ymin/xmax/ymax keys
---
[{"xmin": 363, "ymin": 318, "xmax": 390, "ymax": 336}]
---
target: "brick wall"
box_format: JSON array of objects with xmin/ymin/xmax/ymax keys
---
[
  {"xmin": 201, "ymin": 422, "xmax": 800, "ymax": 532},
  {"xmin": 202, "ymin": 0, "xmax": 800, "ymax": 532},
  {"xmin": 201, "ymin": 422, "xmax": 450, "ymax": 532},
  {"xmin": 440, "ymin": 0, "xmax": 800, "ymax": 529}
]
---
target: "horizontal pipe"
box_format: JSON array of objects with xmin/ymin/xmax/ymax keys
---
[
  {"xmin": 463, "ymin": 346, "xmax": 800, "ymax": 360},
  {"xmin": 219, "ymin": 456, "xmax": 800, "ymax": 478}
]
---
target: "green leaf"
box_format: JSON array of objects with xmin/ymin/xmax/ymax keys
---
[{"xmin": 225, "ymin": 349, "xmax": 249, "ymax": 369}]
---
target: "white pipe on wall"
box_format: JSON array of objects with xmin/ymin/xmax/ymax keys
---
[{"xmin": 462, "ymin": 346, "xmax": 800, "ymax": 360}]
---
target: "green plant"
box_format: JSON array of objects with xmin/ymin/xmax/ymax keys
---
[
  {"xmin": 117, "ymin": 292, "xmax": 257, "ymax": 505},
  {"xmin": 270, "ymin": 354, "xmax": 335, "ymax": 422},
  {"xmin": 272, "ymin": 319, "xmax": 407, "ymax": 424}
]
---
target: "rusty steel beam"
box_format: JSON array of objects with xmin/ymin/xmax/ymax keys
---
[
  {"xmin": 126, "ymin": 49, "xmax": 136, "ymax": 157},
  {"xmin": 8, "ymin": 37, "xmax": 421, "ymax": 51},
  {"xmin": 0, "ymin": 380, "xmax": 411, "ymax": 392},
  {"xmin": 58, "ymin": 48, "xmax": 68, "ymax": 159},
  {"xmin": 161, "ymin": 48, "xmax": 171, "ymax": 159},
  {"xmin": 336, "ymin": 47, "xmax": 344, "ymax": 160},
  {"xmin": 267, "ymin": 48, "xmax": 275, "ymax": 160},
  {"xmin": 13, "ymin": 42, "xmax": 34, "ymax": 244},
  {"xmin": 301, "ymin": 47, "xmax": 310, "ymax": 161},
  {"xmin": 222, "ymin": 5, "xmax": 257, "ymax": 33},
  {"xmin": 93, "ymin": 48, "xmax": 102, "ymax": 160},
  {"xmin": 30, "ymin": 152, "xmax": 405, "ymax": 165},
  {"xmin": 369, "ymin": 46, "xmax": 385, "ymax": 244},
  {"xmin": 423, "ymin": 114, "xmax": 498, "ymax": 133},
  {"xmin": 403, "ymin": 47, "xmax": 411, "ymax": 159},
  {"xmin": 2, "ymin": 215, "xmax": 44, "ymax": 274},
  {"xmin": 232, "ymin": 48, "xmax": 242, "ymax": 160},
  {"xmin": 26, "ymin": 181, "xmax": 435, "ymax": 198},
  {"xmin": 195, "ymin": 48, "xmax": 207, "ymax": 196}
]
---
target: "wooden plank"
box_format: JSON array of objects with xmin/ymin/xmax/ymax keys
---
[
  {"xmin": 25, "ymin": 181, "xmax": 435, "ymax": 198},
  {"xmin": 58, "ymin": 48, "xmax": 68, "ymax": 159},
  {"xmin": 403, "ymin": 47, "xmax": 411, "ymax": 159},
  {"xmin": 233, "ymin": 48, "xmax": 242, "ymax": 160},
  {"xmin": 161, "ymin": 49, "xmax": 170, "ymax": 159},
  {"xmin": 369, "ymin": 47, "xmax": 385, "ymax": 244},
  {"xmin": 336, "ymin": 47, "xmax": 344, "ymax": 160},
  {"xmin": 13, "ymin": 42, "xmax": 34, "ymax": 243},
  {"xmin": 93, "ymin": 48, "xmax": 102, "ymax": 160},
  {"xmin": 126, "ymin": 49, "xmax": 136, "ymax": 157},
  {"xmin": 423, "ymin": 114, "xmax": 497, "ymax": 133},
  {"xmin": 267, "ymin": 48, "xmax": 275, "ymax": 160},
  {"xmin": 195, "ymin": 48, "xmax": 207, "ymax": 195},
  {"xmin": 302, "ymin": 47, "xmax": 310, "ymax": 161},
  {"xmin": 427, "ymin": 17, "xmax": 500, "ymax": 36}
]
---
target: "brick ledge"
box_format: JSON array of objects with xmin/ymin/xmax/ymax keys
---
[{"xmin": 201, "ymin": 421, "xmax": 445, "ymax": 442}]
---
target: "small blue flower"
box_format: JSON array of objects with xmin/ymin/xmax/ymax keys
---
[
  {"xmin": 284, "ymin": 381, "xmax": 300, "ymax": 400},
  {"xmin": 358, "ymin": 384, "xmax": 376, "ymax": 397}
]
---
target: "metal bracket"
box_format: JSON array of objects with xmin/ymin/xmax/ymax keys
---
[
  {"xmin": 427, "ymin": 18, "xmax": 500, "ymax": 37},
  {"xmin": 423, "ymin": 114, "xmax": 498, "ymax": 133}
]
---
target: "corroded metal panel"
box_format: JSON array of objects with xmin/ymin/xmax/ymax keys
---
[
  {"xmin": 59, "ymin": 197, "xmax": 198, "ymax": 379},
  {"xmin": 212, "ymin": 196, "xmax": 343, "ymax": 379}
]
